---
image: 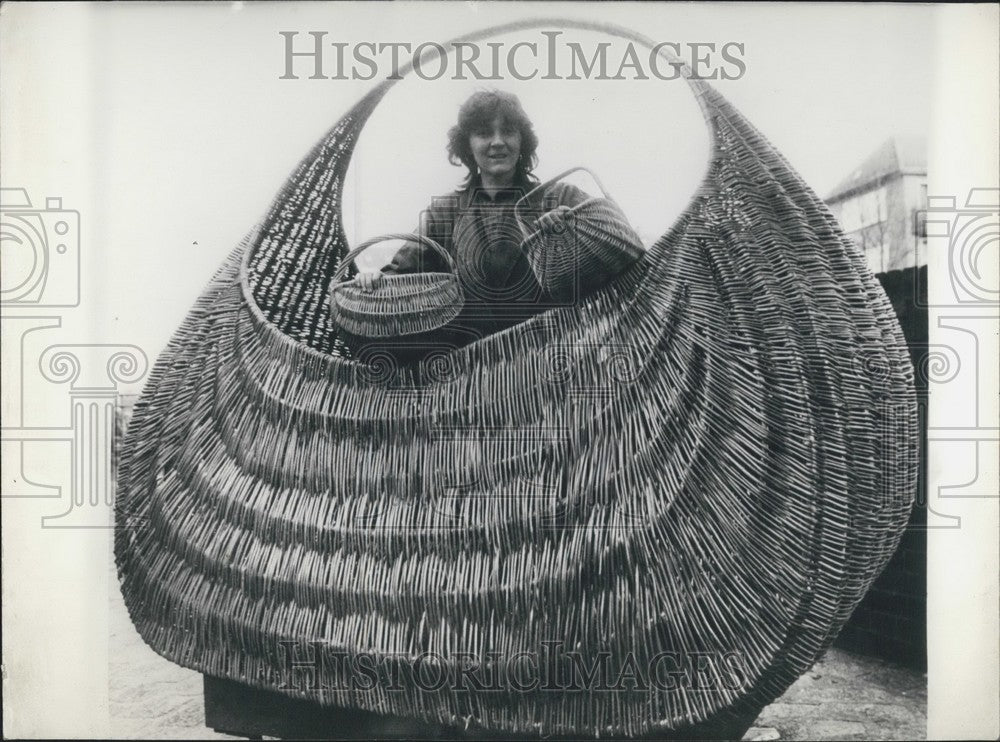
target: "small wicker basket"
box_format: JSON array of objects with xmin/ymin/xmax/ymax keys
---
[
  {"xmin": 515, "ymin": 167, "xmax": 645, "ymax": 302},
  {"xmin": 329, "ymin": 233, "xmax": 463, "ymax": 337}
]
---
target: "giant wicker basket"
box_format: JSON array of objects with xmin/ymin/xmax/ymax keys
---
[{"xmin": 115, "ymin": 18, "xmax": 918, "ymax": 739}]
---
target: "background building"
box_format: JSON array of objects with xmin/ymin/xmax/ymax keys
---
[{"xmin": 825, "ymin": 137, "xmax": 928, "ymax": 274}]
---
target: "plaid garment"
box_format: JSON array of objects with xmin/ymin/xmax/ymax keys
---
[{"xmin": 381, "ymin": 177, "xmax": 589, "ymax": 341}]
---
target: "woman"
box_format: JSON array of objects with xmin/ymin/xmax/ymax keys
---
[{"xmin": 354, "ymin": 89, "xmax": 593, "ymax": 347}]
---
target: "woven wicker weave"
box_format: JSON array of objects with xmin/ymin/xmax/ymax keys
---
[
  {"xmin": 115, "ymin": 18, "xmax": 918, "ymax": 738},
  {"xmin": 516, "ymin": 167, "xmax": 645, "ymax": 302},
  {"xmin": 330, "ymin": 233, "xmax": 462, "ymax": 337}
]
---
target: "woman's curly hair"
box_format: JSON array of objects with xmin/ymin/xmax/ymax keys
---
[{"xmin": 447, "ymin": 90, "xmax": 539, "ymax": 187}]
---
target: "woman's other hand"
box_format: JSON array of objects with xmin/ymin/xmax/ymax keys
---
[
  {"xmin": 535, "ymin": 205, "xmax": 573, "ymax": 236},
  {"xmin": 355, "ymin": 271, "xmax": 385, "ymax": 291}
]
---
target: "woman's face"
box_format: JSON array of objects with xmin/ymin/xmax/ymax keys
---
[{"xmin": 469, "ymin": 116, "xmax": 522, "ymax": 183}]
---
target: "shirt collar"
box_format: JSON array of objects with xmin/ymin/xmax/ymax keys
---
[
  {"xmin": 470, "ymin": 187, "xmax": 526, "ymax": 204},
  {"xmin": 462, "ymin": 174, "xmax": 538, "ymax": 207}
]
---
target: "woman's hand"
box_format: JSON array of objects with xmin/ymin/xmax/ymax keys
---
[
  {"xmin": 535, "ymin": 205, "xmax": 573, "ymax": 236},
  {"xmin": 355, "ymin": 271, "xmax": 385, "ymax": 291}
]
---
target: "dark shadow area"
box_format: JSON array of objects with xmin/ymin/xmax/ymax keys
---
[{"xmin": 834, "ymin": 265, "xmax": 928, "ymax": 671}]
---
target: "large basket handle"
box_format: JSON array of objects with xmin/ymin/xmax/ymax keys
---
[
  {"xmin": 513, "ymin": 166, "xmax": 612, "ymax": 231},
  {"xmin": 331, "ymin": 233, "xmax": 455, "ymax": 283}
]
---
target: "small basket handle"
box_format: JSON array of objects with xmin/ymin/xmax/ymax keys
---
[
  {"xmin": 513, "ymin": 166, "xmax": 612, "ymax": 229},
  {"xmin": 331, "ymin": 233, "xmax": 455, "ymax": 283}
]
